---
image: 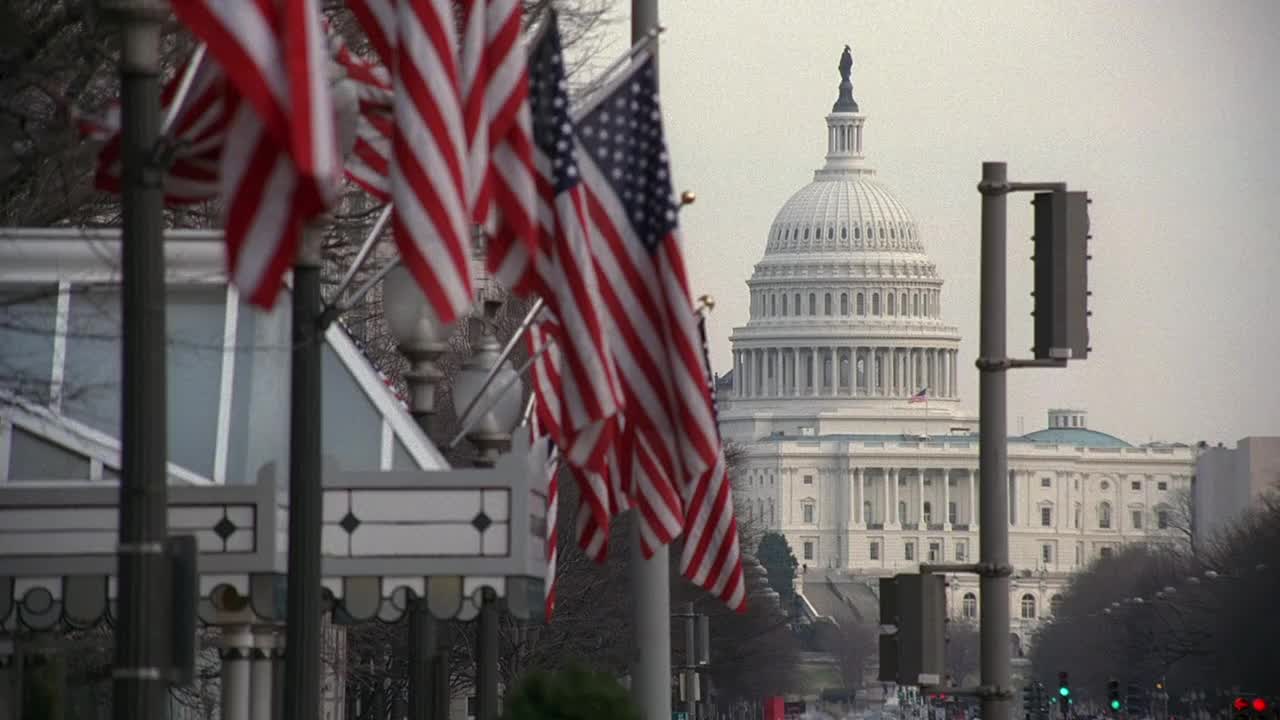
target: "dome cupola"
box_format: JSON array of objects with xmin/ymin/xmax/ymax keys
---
[{"xmin": 721, "ymin": 46, "xmax": 971, "ymax": 440}]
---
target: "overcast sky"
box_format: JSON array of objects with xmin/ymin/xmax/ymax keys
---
[{"xmin": 585, "ymin": 0, "xmax": 1280, "ymax": 445}]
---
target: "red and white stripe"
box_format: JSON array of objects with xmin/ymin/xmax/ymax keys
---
[
  {"xmin": 326, "ymin": 29, "xmax": 395, "ymax": 202},
  {"xmin": 460, "ymin": 0, "xmax": 539, "ymax": 290},
  {"xmin": 349, "ymin": 0, "xmax": 475, "ymax": 326},
  {"xmin": 80, "ymin": 49, "xmax": 226, "ymax": 204},
  {"xmin": 171, "ymin": 0, "xmax": 342, "ymax": 308}
]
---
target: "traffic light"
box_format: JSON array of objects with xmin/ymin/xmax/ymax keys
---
[
  {"xmin": 1058, "ymin": 672, "xmax": 1071, "ymax": 698},
  {"xmin": 1031, "ymin": 190, "xmax": 1091, "ymax": 360},
  {"xmin": 877, "ymin": 573, "xmax": 946, "ymax": 686},
  {"xmin": 1107, "ymin": 679, "xmax": 1121, "ymax": 711}
]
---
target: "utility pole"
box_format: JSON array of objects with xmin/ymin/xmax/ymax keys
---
[
  {"xmin": 103, "ymin": 2, "xmax": 172, "ymax": 719},
  {"xmin": 976, "ymin": 162, "xmax": 1090, "ymax": 720},
  {"xmin": 977, "ymin": 160, "xmax": 1014, "ymax": 720},
  {"xmin": 283, "ymin": 221, "xmax": 325, "ymax": 720},
  {"xmin": 629, "ymin": 1, "xmax": 669, "ymax": 717}
]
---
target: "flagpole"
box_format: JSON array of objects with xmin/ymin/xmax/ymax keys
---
[
  {"xmin": 628, "ymin": 3, "xmax": 672, "ymax": 718},
  {"xmin": 106, "ymin": 3, "xmax": 172, "ymax": 719}
]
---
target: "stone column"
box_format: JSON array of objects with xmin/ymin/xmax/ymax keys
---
[
  {"xmin": 955, "ymin": 349, "xmax": 961, "ymax": 397},
  {"xmin": 221, "ymin": 625, "xmax": 253, "ymax": 720},
  {"xmin": 810, "ymin": 347, "xmax": 818, "ymax": 396},
  {"xmin": 830, "ymin": 347, "xmax": 839, "ymax": 396},
  {"xmin": 969, "ymin": 469, "xmax": 978, "ymax": 529},
  {"xmin": 918, "ymin": 469, "xmax": 926, "ymax": 526},
  {"xmin": 944, "ymin": 470, "xmax": 952, "ymax": 530},
  {"xmin": 251, "ymin": 626, "xmax": 276, "ymax": 720},
  {"xmin": 887, "ymin": 468, "xmax": 898, "ymax": 528},
  {"xmin": 856, "ymin": 468, "xmax": 865, "ymax": 526}
]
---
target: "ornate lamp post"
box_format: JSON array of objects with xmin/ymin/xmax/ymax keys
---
[
  {"xmin": 451, "ymin": 299, "xmax": 527, "ymax": 720},
  {"xmin": 383, "ymin": 265, "xmax": 454, "ymax": 720},
  {"xmin": 453, "ymin": 300, "xmax": 525, "ymax": 467}
]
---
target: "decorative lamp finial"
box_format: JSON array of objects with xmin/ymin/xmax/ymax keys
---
[{"xmin": 833, "ymin": 45, "xmax": 859, "ymax": 113}]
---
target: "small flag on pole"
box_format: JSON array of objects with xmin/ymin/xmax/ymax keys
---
[{"xmin": 908, "ymin": 387, "xmax": 929, "ymax": 404}]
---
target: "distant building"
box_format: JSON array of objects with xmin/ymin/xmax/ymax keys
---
[
  {"xmin": 718, "ymin": 49, "xmax": 1196, "ymax": 655},
  {"xmin": 1193, "ymin": 437, "xmax": 1280, "ymax": 548}
]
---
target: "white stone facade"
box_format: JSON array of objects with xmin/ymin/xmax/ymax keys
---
[{"xmin": 720, "ymin": 53, "xmax": 1196, "ymax": 648}]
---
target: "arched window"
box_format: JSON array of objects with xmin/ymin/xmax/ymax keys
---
[
  {"xmin": 855, "ymin": 226, "xmax": 861, "ymax": 239},
  {"xmin": 768, "ymin": 499, "xmax": 775, "ymax": 526},
  {"xmin": 841, "ymin": 226, "xmax": 848, "ymax": 240},
  {"xmin": 856, "ymin": 293, "xmax": 865, "ymax": 315},
  {"xmin": 840, "ymin": 293, "xmax": 848, "ymax": 315},
  {"xmin": 747, "ymin": 503, "xmax": 754, "ymax": 521},
  {"xmin": 824, "ymin": 293, "xmax": 833, "ymax": 315},
  {"xmin": 887, "ymin": 293, "xmax": 895, "ymax": 316},
  {"xmin": 794, "ymin": 293, "xmax": 801, "ymax": 314},
  {"xmin": 803, "ymin": 227, "xmax": 809, "ymax": 239},
  {"xmin": 770, "ymin": 294, "xmax": 776, "ymax": 316},
  {"xmin": 872, "ymin": 293, "xmax": 881, "ymax": 315},
  {"xmin": 898, "ymin": 500, "xmax": 908, "ymax": 525},
  {"xmin": 962, "ymin": 593, "xmax": 977, "ymax": 619},
  {"xmin": 1099, "ymin": 502, "xmax": 1112, "ymax": 529},
  {"xmin": 863, "ymin": 500, "xmax": 873, "ymax": 524},
  {"xmin": 827, "ymin": 227, "xmax": 834, "ymax": 240},
  {"xmin": 1050, "ymin": 594, "xmax": 1064, "ymax": 616},
  {"xmin": 913, "ymin": 293, "xmax": 920, "ymax": 316},
  {"xmin": 922, "ymin": 501, "xmax": 933, "ymax": 525},
  {"xmin": 757, "ymin": 498, "xmax": 765, "ymax": 522},
  {"xmin": 1020, "ymin": 594, "xmax": 1037, "ymax": 619},
  {"xmin": 901, "ymin": 292, "xmax": 908, "ymax": 316},
  {"xmin": 923, "ymin": 293, "xmax": 930, "ymax": 317},
  {"xmin": 781, "ymin": 294, "xmax": 788, "ymax": 316}
]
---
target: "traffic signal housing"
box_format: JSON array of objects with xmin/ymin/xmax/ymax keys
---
[
  {"xmin": 877, "ymin": 573, "xmax": 946, "ymax": 686},
  {"xmin": 1107, "ymin": 679, "xmax": 1121, "ymax": 711},
  {"xmin": 1058, "ymin": 672, "xmax": 1070, "ymax": 699},
  {"xmin": 1031, "ymin": 190, "xmax": 1091, "ymax": 360}
]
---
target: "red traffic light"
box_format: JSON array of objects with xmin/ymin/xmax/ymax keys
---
[
  {"xmin": 1252, "ymin": 699, "xmax": 1268, "ymax": 713},
  {"xmin": 1234, "ymin": 699, "xmax": 1249, "ymax": 712}
]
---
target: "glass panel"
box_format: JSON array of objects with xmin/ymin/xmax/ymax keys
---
[
  {"xmin": 165, "ymin": 287, "xmax": 226, "ymax": 478},
  {"xmin": 8, "ymin": 427, "xmax": 90, "ymax": 481},
  {"xmin": 321, "ymin": 344, "xmax": 381, "ymax": 470},
  {"xmin": 63, "ymin": 286, "xmax": 124, "ymax": 435},
  {"xmin": 0, "ymin": 285, "xmax": 58, "ymax": 404},
  {"xmin": 225, "ymin": 293, "xmax": 290, "ymax": 486},
  {"xmin": 391, "ymin": 434, "xmax": 418, "ymax": 470}
]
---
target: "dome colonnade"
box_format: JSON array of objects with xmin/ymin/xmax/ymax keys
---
[{"xmin": 729, "ymin": 44, "xmax": 960, "ymax": 407}]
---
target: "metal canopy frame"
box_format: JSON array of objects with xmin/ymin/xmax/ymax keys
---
[{"xmin": 0, "ymin": 227, "xmax": 549, "ymax": 634}]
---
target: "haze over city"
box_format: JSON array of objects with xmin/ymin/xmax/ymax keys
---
[{"xmin": 590, "ymin": 0, "xmax": 1280, "ymax": 444}]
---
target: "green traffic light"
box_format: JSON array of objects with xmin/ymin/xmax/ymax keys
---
[
  {"xmin": 1111, "ymin": 701, "xmax": 1122, "ymax": 710},
  {"xmin": 1060, "ymin": 687, "xmax": 1070, "ymax": 697}
]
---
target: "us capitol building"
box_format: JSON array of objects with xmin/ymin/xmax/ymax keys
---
[{"xmin": 718, "ymin": 47, "xmax": 1196, "ymax": 653}]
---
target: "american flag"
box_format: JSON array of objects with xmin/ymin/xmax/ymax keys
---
[
  {"xmin": 681, "ymin": 312, "xmax": 745, "ymax": 611},
  {"xmin": 460, "ymin": 0, "xmax": 538, "ymax": 287},
  {"xmin": 909, "ymin": 387, "xmax": 929, "ymax": 404},
  {"xmin": 573, "ymin": 52, "xmax": 720, "ymax": 558},
  {"xmin": 83, "ymin": 26, "xmax": 395, "ymax": 208},
  {"xmin": 349, "ymin": 0, "xmax": 475, "ymax": 327},
  {"xmin": 325, "ymin": 29, "xmax": 395, "ymax": 202},
  {"xmin": 514, "ymin": 16, "xmax": 623, "ymax": 475},
  {"xmin": 525, "ymin": 321, "xmax": 562, "ymax": 618},
  {"xmin": 78, "ymin": 49, "xmax": 225, "ymax": 205},
  {"xmin": 170, "ymin": 0, "xmax": 342, "ymax": 308}
]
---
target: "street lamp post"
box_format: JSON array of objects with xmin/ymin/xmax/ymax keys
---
[
  {"xmin": 99, "ymin": 2, "xmax": 171, "ymax": 719},
  {"xmin": 384, "ymin": 265, "xmax": 454, "ymax": 720},
  {"xmin": 453, "ymin": 299, "xmax": 526, "ymax": 720},
  {"xmin": 282, "ymin": 62, "xmax": 360, "ymax": 720}
]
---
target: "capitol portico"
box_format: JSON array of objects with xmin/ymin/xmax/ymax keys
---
[{"xmin": 718, "ymin": 47, "xmax": 1196, "ymax": 651}]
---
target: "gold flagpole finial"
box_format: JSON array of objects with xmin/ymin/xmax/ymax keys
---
[
  {"xmin": 696, "ymin": 294, "xmax": 716, "ymax": 314},
  {"xmin": 680, "ymin": 190, "xmax": 697, "ymax": 206}
]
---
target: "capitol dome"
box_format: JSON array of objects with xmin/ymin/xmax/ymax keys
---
[{"xmin": 721, "ymin": 46, "xmax": 971, "ymax": 441}]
